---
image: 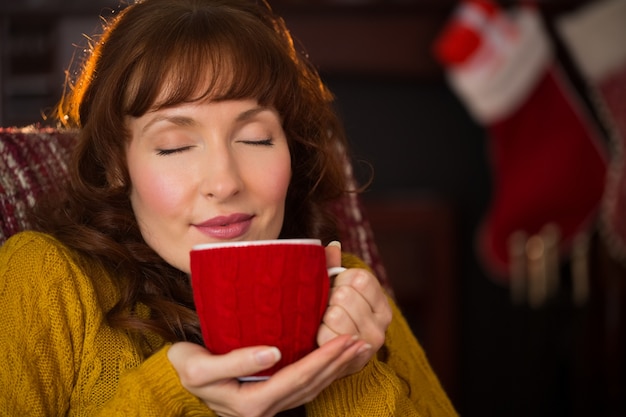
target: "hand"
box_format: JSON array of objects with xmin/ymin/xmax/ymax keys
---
[
  {"xmin": 319, "ymin": 242, "xmax": 393, "ymax": 376},
  {"xmin": 167, "ymin": 334, "xmax": 368, "ymax": 417}
]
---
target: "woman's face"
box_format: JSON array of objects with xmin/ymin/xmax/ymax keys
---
[{"xmin": 126, "ymin": 99, "xmax": 292, "ymax": 273}]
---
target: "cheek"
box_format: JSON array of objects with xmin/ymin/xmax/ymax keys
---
[
  {"xmin": 242, "ymin": 145, "xmax": 291, "ymax": 208},
  {"xmin": 130, "ymin": 166, "xmax": 188, "ymax": 220},
  {"xmin": 269, "ymin": 167, "xmax": 290, "ymax": 197},
  {"xmin": 264, "ymin": 160, "xmax": 292, "ymax": 207}
]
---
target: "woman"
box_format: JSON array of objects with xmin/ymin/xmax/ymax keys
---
[{"xmin": 0, "ymin": 0, "xmax": 457, "ymax": 415}]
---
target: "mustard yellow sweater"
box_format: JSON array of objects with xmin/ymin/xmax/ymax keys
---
[{"xmin": 0, "ymin": 231, "xmax": 457, "ymax": 416}]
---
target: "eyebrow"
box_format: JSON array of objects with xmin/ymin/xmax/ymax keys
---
[
  {"xmin": 235, "ymin": 106, "xmax": 275, "ymax": 123},
  {"xmin": 140, "ymin": 115, "xmax": 197, "ymax": 136},
  {"xmin": 140, "ymin": 105, "xmax": 273, "ymax": 136}
]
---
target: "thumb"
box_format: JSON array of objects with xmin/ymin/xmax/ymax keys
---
[
  {"xmin": 168, "ymin": 342, "xmax": 281, "ymax": 385},
  {"xmin": 325, "ymin": 241, "xmax": 342, "ymax": 269}
]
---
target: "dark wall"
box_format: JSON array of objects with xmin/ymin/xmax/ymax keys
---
[
  {"xmin": 322, "ymin": 74, "xmax": 524, "ymax": 416},
  {"xmin": 320, "ymin": 37, "xmax": 615, "ymax": 417}
]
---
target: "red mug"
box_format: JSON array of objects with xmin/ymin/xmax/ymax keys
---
[{"xmin": 190, "ymin": 239, "xmax": 341, "ymax": 380}]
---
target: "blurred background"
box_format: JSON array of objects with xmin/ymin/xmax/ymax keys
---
[{"xmin": 1, "ymin": 0, "xmax": 624, "ymax": 415}]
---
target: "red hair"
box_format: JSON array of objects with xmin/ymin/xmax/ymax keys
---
[{"xmin": 36, "ymin": 0, "xmax": 352, "ymax": 344}]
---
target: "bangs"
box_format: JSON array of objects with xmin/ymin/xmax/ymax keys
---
[{"xmin": 123, "ymin": 8, "xmax": 297, "ymax": 116}]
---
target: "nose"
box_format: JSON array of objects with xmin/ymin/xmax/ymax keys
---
[{"xmin": 200, "ymin": 147, "xmax": 242, "ymax": 200}]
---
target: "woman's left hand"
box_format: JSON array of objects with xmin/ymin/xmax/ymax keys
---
[{"xmin": 318, "ymin": 242, "xmax": 392, "ymax": 376}]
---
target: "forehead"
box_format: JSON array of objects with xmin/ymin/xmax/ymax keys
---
[
  {"xmin": 135, "ymin": 99, "xmax": 281, "ymax": 132},
  {"xmin": 125, "ymin": 36, "xmax": 286, "ymax": 119}
]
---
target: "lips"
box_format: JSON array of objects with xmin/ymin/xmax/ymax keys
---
[{"xmin": 195, "ymin": 213, "xmax": 254, "ymax": 239}]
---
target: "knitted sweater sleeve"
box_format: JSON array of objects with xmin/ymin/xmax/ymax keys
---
[
  {"xmin": 94, "ymin": 346, "xmax": 213, "ymax": 417},
  {"xmin": 306, "ymin": 253, "xmax": 458, "ymax": 417},
  {"xmin": 0, "ymin": 232, "xmax": 211, "ymax": 416}
]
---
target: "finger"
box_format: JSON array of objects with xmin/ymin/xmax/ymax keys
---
[
  {"xmin": 329, "ymin": 274, "xmax": 391, "ymax": 349},
  {"xmin": 226, "ymin": 334, "xmax": 363, "ymax": 415},
  {"xmin": 287, "ymin": 335, "xmax": 370, "ymax": 390},
  {"xmin": 272, "ymin": 334, "xmax": 356, "ymax": 380},
  {"xmin": 321, "ymin": 301, "xmax": 359, "ymax": 337},
  {"xmin": 216, "ymin": 346, "xmax": 282, "ymax": 382},
  {"xmin": 325, "ymin": 241, "xmax": 342, "ymax": 269},
  {"xmin": 317, "ymin": 322, "xmax": 341, "ymax": 346},
  {"xmin": 333, "ymin": 269, "xmax": 390, "ymax": 317},
  {"xmin": 322, "ymin": 330, "xmax": 375, "ymax": 378},
  {"xmin": 168, "ymin": 342, "xmax": 282, "ymax": 387},
  {"xmin": 270, "ymin": 335, "xmax": 364, "ymax": 393}
]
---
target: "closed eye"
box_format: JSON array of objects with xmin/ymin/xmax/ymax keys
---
[
  {"xmin": 238, "ymin": 138, "xmax": 273, "ymax": 146},
  {"xmin": 156, "ymin": 146, "xmax": 193, "ymax": 156}
]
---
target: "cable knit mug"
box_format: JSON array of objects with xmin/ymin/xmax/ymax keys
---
[{"xmin": 190, "ymin": 239, "xmax": 344, "ymax": 380}]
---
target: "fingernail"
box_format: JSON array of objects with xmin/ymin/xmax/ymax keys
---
[
  {"xmin": 327, "ymin": 266, "xmax": 347, "ymax": 278},
  {"xmin": 328, "ymin": 240, "xmax": 341, "ymax": 249},
  {"xmin": 255, "ymin": 347, "xmax": 281, "ymax": 366},
  {"xmin": 345, "ymin": 334, "xmax": 359, "ymax": 347},
  {"xmin": 357, "ymin": 343, "xmax": 372, "ymax": 355}
]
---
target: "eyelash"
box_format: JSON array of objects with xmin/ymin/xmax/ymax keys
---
[
  {"xmin": 239, "ymin": 138, "xmax": 274, "ymax": 146},
  {"xmin": 156, "ymin": 146, "xmax": 192, "ymax": 156},
  {"xmin": 156, "ymin": 138, "xmax": 273, "ymax": 156}
]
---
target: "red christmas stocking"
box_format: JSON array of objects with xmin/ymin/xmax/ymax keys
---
[
  {"xmin": 434, "ymin": 1, "xmax": 608, "ymax": 284},
  {"xmin": 558, "ymin": 0, "xmax": 626, "ymax": 264}
]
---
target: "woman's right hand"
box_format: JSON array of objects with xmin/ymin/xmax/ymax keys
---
[{"xmin": 167, "ymin": 334, "xmax": 369, "ymax": 417}]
